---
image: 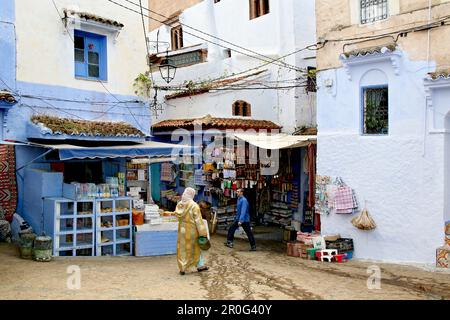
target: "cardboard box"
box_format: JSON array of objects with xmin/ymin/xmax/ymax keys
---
[
  {"xmin": 324, "ymin": 234, "xmax": 341, "ymax": 242},
  {"xmin": 436, "ymin": 246, "xmax": 450, "ymax": 268}
]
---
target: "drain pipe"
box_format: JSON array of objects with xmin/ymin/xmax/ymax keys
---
[{"xmin": 426, "ymin": 0, "xmax": 432, "ymax": 70}]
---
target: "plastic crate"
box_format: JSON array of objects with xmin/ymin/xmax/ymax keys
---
[{"xmin": 325, "ymin": 238, "xmax": 354, "ymax": 253}]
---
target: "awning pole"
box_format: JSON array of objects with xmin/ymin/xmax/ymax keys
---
[{"xmin": 15, "ymin": 148, "xmax": 54, "ymax": 172}]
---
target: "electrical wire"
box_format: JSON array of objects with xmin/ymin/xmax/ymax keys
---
[
  {"xmin": 122, "ymin": 0, "xmax": 305, "ymax": 73},
  {"xmin": 50, "ymin": 0, "xmax": 147, "ymax": 131},
  {"xmin": 106, "ymin": 0, "xmax": 306, "ymax": 74}
]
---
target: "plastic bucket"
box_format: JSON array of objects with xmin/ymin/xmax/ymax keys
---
[{"xmin": 132, "ymin": 211, "xmax": 144, "ymax": 225}]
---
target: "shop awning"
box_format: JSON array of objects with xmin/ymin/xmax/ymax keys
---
[
  {"xmin": 34, "ymin": 141, "xmax": 197, "ymax": 161},
  {"xmin": 233, "ymin": 133, "xmax": 316, "ymax": 150}
]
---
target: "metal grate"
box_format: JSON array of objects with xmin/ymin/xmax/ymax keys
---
[
  {"xmin": 360, "ymin": 0, "xmax": 388, "ymax": 24},
  {"xmin": 170, "ymin": 51, "xmax": 203, "ymax": 67},
  {"xmin": 363, "ymin": 87, "xmax": 388, "ymax": 134}
]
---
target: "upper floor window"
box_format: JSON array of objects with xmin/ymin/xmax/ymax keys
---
[
  {"xmin": 171, "ymin": 25, "xmax": 183, "ymax": 51},
  {"xmin": 360, "ymin": 0, "xmax": 388, "ymax": 24},
  {"xmin": 233, "ymin": 100, "xmax": 251, "ymax": 117},
  {"xmin": 74, "ymin": 30, "xmax": 107, "ymax": 80},
  {"xmin": 249, "ymin": 0, "xmax": 269, "ymax": 20},
  {"xmin": 362, "ymin": 87, "xmax": 388, "ymax": 135}
]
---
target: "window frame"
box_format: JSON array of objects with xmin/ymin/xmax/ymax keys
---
[
  {"xmin": 361, "ymin": 85, "xmax": 389, "ymax": 136},
  {"xmin": 249, "ymin": 0, "xmax": 270, "ymax": 20},
  {"xmin": 171, "ymin": 25, "xmax": 183, "ymax": 51},
  {"xmin": 233, "ymin": 100, "xmax": 252, "ymax": 117},
  {"xmin": 360, "ymin": 0, "xmax": 389, "ymax": 25},
  {"xmin": 74, "ymin": 30, "xmax": 108, "ymax": 81}
]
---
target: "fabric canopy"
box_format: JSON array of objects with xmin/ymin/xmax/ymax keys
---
[
  {"xmin": 34, "ymin": 141, "xmax": 197, "ymax": 161},
  {"xmin": 233, "ymin": 133, "xmax": 316, "ymax": 150}
]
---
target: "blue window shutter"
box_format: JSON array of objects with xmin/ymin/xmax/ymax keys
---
[{"xmin": 74, "ymin": 30, "xmax": 107, "ymax": 81}]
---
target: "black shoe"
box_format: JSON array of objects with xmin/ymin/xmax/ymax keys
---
[
  {"xmin": 250, "ymin": 246, "xmax": 256, "ymax": 251},
  {"xmin": 224, "ymin": 241, "xmax": 233, "ymax": 248},
  {"xmin": 180, "ymin": 271, "xmax": 185, "ymax": 275},
  {"xmin": 197, "ymin": 266, "xmax": 209, "ymax": 272}
]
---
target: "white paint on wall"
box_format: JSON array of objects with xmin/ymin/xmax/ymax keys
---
[
  {"xmin": 15, "ymin": 0, "xmax": 148, "ymax": 97},
  {"xmin": 317, "ymin": 51, "xmax": 446, "ymax": 264},
  {"xmin": 149, "ymin": 0, "xmax": 317, "ymax": 133}
]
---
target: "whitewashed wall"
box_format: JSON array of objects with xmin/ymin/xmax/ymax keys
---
[
  {"xmin": 149, "ymin": 0, "xmax": 317, "ymax": 133},
  {"xmin": 316, "ymin": 50, "xmax": 445, "ymax": 264},
  {"xmin": 15, "ymin": 0, "xmax": 148, "ymax": 96}
]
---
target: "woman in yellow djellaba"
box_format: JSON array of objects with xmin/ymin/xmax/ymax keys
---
[{"xmin": 175, "ymin": 187, "xmax": 209, "ymax": 275}]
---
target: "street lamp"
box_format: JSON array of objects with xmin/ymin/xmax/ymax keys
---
[{"xmin": 159, "ymin": 51, "xmax": 177, "ymax": 83}]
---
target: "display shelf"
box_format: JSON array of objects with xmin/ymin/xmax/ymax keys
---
[
  {"xmin": 44, "ymin": 198, "xmax": 96, "ymax": 257},
  {"xmin": 95, "ymin": 197, "xmax": 133, "ymax": 256}
]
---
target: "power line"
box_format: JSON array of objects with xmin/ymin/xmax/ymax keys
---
[
  {"xmin": 123, "ymin": 0, "xmax": 305, "ymax": 73},
  {"xmin": 106, "ymin": 0, "xmax": 306, "ymax": 74},
  {"xmin": 50, "ymin": 0, "xmax": 147, "ymax": 131}
]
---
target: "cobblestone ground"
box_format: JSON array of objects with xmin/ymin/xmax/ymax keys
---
[{"xmin": 0, "ymin": 236, "xmax": 449, "ymax": 300}]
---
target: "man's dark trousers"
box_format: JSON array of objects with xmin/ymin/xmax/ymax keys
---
[{"xmin": 227, "ymin": 221, "xmax": 256, "ymax": 247}]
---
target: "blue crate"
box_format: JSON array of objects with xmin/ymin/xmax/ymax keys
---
[{"xmin": 344, "ymin": 251, "xmax": 353, "ymax": 260}]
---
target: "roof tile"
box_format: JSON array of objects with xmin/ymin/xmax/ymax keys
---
[{"xmin": 152, "ymin": 114, "xmax": 281, "ymax": 132}]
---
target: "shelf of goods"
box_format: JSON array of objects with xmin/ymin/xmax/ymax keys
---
[
  {"xmin": 264, "ymin": 202, "xmax": 293, "ymax": 227},
  {"xmin": 43, "ymin": 198, "xmax": 95, "ymax": 257},
  {"xmin": 96, "ymin": 197, "xmax": 133, "ymax": 256},
  {"xmin": 213, "ymin": 205, "xmax": 236, "ymax": 230}
]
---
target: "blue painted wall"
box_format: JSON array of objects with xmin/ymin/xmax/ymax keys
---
[
  {"xmin": 0, "ymin": 0, "xmax": 16, "ymax": 91},
  {"xmin": 22, "ymin": 167, "xmax": 63, "ymax": 234},
  {"xmin": 5, "ymin": 81, "xmax": 150, "ymax": 141}
]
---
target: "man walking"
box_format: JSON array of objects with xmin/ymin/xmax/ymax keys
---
[{"xmin": 224, "ymin": 189, "xmax": 256, "ymax": 251}]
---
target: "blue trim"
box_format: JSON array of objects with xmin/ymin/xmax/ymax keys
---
[
  {"xmin": 74, "ymin": 30, "xmax": 107, "ymax": 81},
  {"xmin": 360, "ymin": 84, "xmax": 389, "ymax": 136}
]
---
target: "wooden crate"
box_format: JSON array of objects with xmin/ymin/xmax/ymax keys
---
[{"xmin": 298, "ymin": 243, "xmax": 313, "ymax": 259}]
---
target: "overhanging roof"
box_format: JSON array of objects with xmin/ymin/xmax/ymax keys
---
[
  {"xmin": 233, "ymin": 133, "xmax": 316, "ymax": 150},
  {"xmin": 34, "ymin": 141, "xmax": 197, "ymax": 161}
]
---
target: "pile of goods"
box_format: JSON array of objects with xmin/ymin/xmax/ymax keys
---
[
  {"xmin": 436, "ymin": 221, "xmax": 450, "ymax": 268},
  {"xmin": 286, "ymin": 232, "xmax": 354, "ymax": 263}
]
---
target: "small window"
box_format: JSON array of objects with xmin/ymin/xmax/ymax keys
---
[
  {"xmin": 171, "ymin": 25, "xmax": 183, "ymax": 51},
  {"xmin": 363, "ymin": 87, "xmax": 388, "ymax": 135},
  {"xmin": 74, "ymin": 30, "xmax": 107, "ymax": 80},
  {"xmin": 233, "ymin": 100, "xmax": 251, "ymax": 117},
  {"xmin": 360, "ymin": 0, "xmax": 388, "ymax": 24},
  {"xmin": 249, "ymin": 0, "xmax": 270, "ymax": 20},
  {"xmin": 306, "ymin": 67, "xmax": 317, "ymax": 93}
]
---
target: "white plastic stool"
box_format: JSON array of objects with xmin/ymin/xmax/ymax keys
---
[{"xmin": 320, "ymin": 249, "xmax": 338, "ymax": 262}]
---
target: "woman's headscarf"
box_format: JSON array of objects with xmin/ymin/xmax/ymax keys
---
[{"xmin": 181, "ymin": 187, "xmax": 196, "ymax": 205}]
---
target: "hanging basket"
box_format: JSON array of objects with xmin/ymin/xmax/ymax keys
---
[{"xmin": 351, "ymin": 207, "xmax": 376, "ymax": 230}]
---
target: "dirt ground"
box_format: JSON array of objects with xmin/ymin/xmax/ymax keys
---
[{"xmin": 0, "ymin": 235, "xmax": 449, "ymax": 300}]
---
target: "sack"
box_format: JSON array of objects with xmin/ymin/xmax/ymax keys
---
[
  {"xmin": 198, "ymin": 237, "xmax": 211, "ymax": 251},
  {"xmin": 351, "ymin": 207, "xmax": 376, "ymax": 230}
]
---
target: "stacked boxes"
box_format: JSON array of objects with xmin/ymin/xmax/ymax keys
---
[{"xmin": 437, "ymin": 221, "xmax": 450, "ymax": 268}]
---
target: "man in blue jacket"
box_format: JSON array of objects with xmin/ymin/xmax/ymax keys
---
[{"xmin": 224, "ymin": 188, "xmax": 256, "ymax": 251}]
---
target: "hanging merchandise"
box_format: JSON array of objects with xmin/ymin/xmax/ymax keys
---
[
  {"xmin": 351, "ymin": 203, "xmax": 376, "ymax": 230},
  {"xmin": 333, "ymin": 177, "xmax": 358, "ymax": 214},
  {"xmin": 314, "ymin": 175, "xmax": 332, "ymax": 215},
  {"xmin": 161, "ymin": 163, "xmax": 176, "ymax": 182}
]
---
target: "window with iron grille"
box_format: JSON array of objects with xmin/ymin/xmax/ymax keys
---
[
  {"xmin": 170, "ymin": 51, "xmax": 204, "ymax": 67},
  {"xmin": 360, "ymin": 0, "xmax": 388, "ymax": 24},
  {"xmin": 306, "ymin": 67, "xmax": 317, "ymax": 93},
  {"xmin": 363, "ymin": 87, "xmax": 388, "ymax": 135}
]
